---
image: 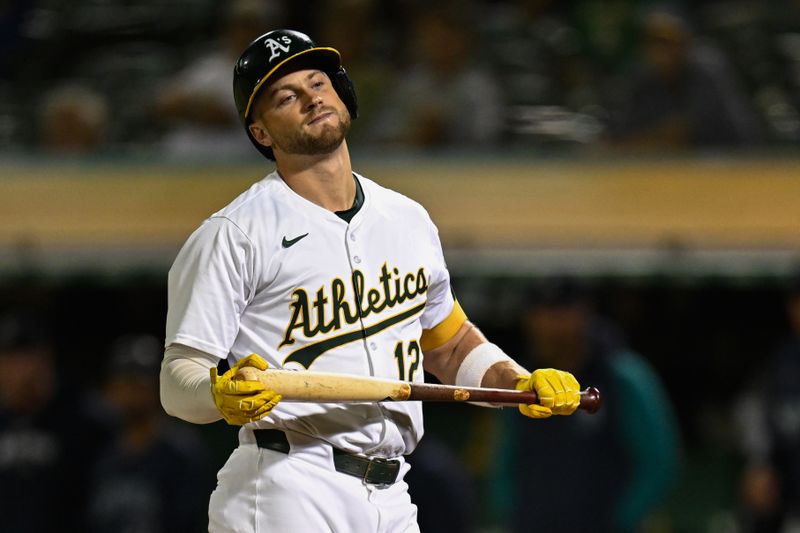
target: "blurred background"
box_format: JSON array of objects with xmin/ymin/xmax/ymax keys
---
[{"xmin": 1, "ymin": 0, "xmax": 800, "ymax": 532}]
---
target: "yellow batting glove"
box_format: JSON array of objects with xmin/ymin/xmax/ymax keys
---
[
  {"xmin": 516, "ymin": 368, "xmax": 581, "ymax": 419},
  {"xmin": 210, "ymin": 354, "xmax": 282, "ymax": 426}
]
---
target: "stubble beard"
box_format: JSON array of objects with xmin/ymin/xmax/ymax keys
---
[{"xmin": 272, "ymin": 108, "xmax": 351, "ymax": 157}]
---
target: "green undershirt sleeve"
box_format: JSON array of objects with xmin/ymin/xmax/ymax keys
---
[{"xmin": 612, "ymin": 351, "xmax": 683, "ymax": 531}]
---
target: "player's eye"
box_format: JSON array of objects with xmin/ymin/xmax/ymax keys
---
[{"xmin": 277, "ymin": 93, "xmax": 296, "ymax": 107}]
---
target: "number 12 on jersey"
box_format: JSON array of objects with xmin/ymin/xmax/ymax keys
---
[{"xmin": 394, "ymin": 340, "xmax": 420, "ymax": 382}]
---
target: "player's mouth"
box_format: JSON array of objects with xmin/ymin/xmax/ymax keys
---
[{"xmin": 307, "ymin": 111, "xmax": 334, "ymax": 126}]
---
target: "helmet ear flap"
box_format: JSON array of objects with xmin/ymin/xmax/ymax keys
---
[{"xmin": 331, "ymin": 68, "xmax": 358, "ymax": 120}]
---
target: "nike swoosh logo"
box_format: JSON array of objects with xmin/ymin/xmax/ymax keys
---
[{"xmin": 282, "ymin": 233, "xmax": 309, "ymax": 248}]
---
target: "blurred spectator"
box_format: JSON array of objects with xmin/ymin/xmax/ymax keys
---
[
  {"xmin": 0, "ymin": 311, "xmax": 112, "ymax": 533},
  {"xmin": 570, "ymin": 0, "xmax": 641, "ymax": 76},
  {"xmin": 488, "ymin": 277, "xmax": 681, "ymax": 533},
  {"xmin": 736, "ymin": 272, "xmax": 800, "ymax": 532},
  {"xmin": 480, "ymin": 0, "xmax": 576, "ymax": 106},
  {"xmin": 364, "ymin": 6, "xmax": 503, "ymax": 150},
  {"xmin": 151, "ymin": 0, "xmax": 283, "ymax": 159},
  {"xmin": 705, "ymin": 0, "xmax": 800, "ymax": 145},
  {"xmin": 479, "ymin": 0, "xmax": 608, "ymax": 146},
  {"xmin": 87, "ymin": 333, "xmax": 212, "ymax": 533},
  {"xmin": 38, "ymin": 83, "xmax": 110, "ymax": 154},
  {"xmin": 607, "ymin": 5, "xmax": 763, "ymax": 149}
]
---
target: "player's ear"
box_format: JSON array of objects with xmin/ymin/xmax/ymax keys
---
[{"xmin": 249, "ymin": 120, "xmax": 272, "ymax": 148}]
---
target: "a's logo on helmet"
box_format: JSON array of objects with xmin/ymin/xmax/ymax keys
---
[{"xmin": 265, "ymin": 36, "xmax": 292, "ymax": 61}]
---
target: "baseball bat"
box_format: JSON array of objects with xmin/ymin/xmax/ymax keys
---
[{"xmin": 235, "ymin": 367, "xmax": 602, "ymax": 413}]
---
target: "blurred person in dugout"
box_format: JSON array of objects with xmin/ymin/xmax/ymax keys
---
[
  {"xmin": 488, "ymin": 277, "xmax": 682, "ymax": 533},
  {"xmin": 87, "ymin": 333, "xmax": 212, "ymax": 533},
  {"xmin": 365, "ymin": 5, "xmax": 504, "ymax": 149},
  {"xmin": 152, "ymin": 0, "xmax": 281, "ymax": 158},
  {"xmin": 0, "ymin": 311, "xmax": 112, "ymax": 532},
  {"xmin": 737, "ymin": 272, "xmax": 800, "ymax": 532},
  {"xmin": 607, "ymin": 4, "xmax": 763, "ymax": 149},
  {"xmin": 39, "ymin": 83, "xmax": 110, "ymax": 153}
]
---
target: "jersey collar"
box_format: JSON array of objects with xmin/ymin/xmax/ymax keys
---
[{"xmin": 334, "ymin": 174, "xmax": 364, "ymax": 223}]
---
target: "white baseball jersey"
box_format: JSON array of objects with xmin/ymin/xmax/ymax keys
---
[{"xmin": 165, "ymin": 171, "xmax": 459, "ymax": 458}]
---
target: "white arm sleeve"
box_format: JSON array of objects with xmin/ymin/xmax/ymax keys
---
[{"xmin": 160, "ymin": 343, "xmax": 222, "ymax": 424}]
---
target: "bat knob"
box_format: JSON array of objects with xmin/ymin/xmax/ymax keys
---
[{"xmin": 580, "ymin": 387, "xmax": 602, "ymax": 414}]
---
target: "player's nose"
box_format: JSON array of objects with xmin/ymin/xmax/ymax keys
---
[
  {"xmin": 302, "ymin": 92, "xmax": 323, "ymax": 110},
  {"xmin": 311, "ymin": 96, "xmax": 324, "ymax": 109}
]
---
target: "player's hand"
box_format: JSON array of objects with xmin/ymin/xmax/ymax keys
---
[
  {"xmin": 515, "ymin": 369, "xmax": 580, "ymax": 419},
  {"xmin": 210, "ymin": 354, "xmax": 282, "ymax": 425}
]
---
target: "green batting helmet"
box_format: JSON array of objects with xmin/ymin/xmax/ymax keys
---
[{"xmin": 233, "ymin": 29, "xmax": 358, "ymax": 160}]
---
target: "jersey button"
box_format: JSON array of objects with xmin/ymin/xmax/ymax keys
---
[
  {"xmin": 350, "ymin": 233, "xmax": 356, "ymax": 241},
  {"xmin": 353, "ymin": 256, "xmax": 361, "ymax": 264},
  {"xmin": 369, "ymin": 342, "xmax": 377, "ymax": 350}
]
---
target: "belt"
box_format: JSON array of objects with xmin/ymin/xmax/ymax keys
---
[{"xmin": 253, "ymin": 429, "xmax": 401, "ymax": 485}]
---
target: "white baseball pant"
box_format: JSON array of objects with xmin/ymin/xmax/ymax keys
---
[{"xmin": 208, "ymin": 442, "xmax": 419, "ymax": 532}]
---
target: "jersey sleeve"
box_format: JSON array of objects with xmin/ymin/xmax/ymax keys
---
[
  {"xmin": 418, "ymin": 213, "xmax": 467, "ymax": 351},
  {"xmin": 165, "ymin": 216, "xmax": 256, "ymax": 359}
]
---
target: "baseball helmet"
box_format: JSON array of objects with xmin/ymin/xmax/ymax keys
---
[{"xmin": 233, "ymin": 29, "xmax": 358, "ymax": 160}]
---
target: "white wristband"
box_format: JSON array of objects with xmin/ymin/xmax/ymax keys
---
[{"xmin": 455, "ymin": 342, "xmax": 514, "ymax": 388}]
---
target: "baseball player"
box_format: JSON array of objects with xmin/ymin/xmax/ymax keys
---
[{"xmin": 160, "ymin": 29, "xmax": 582, "ymax": 533}]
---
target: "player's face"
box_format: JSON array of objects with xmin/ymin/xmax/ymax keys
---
[{"xmin": 249, "ymin": 69, "xmax": 351, "ymax": 157}]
